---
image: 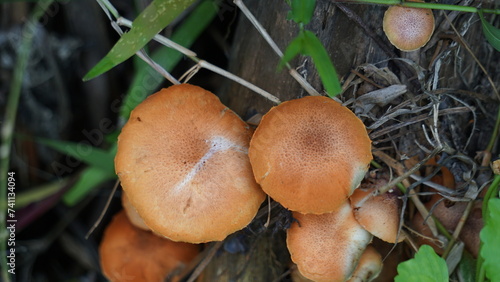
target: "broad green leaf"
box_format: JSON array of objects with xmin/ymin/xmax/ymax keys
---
[
  {"xmin": 36, "ymin": 137, "xmax": 115, "ymax": 173},
  {"xmin": 288, "ymin": 0, "xmax": 316, "ymax": 25},
  {"xmin": 302, "ymin": 30, "xmax": 342, "ymax": 97},
  {"xmin": 83, "ymin": 0, "xmax": 196, "ymax": 81},
  {"xmin": 63, "ymin": 166, "xmax": 116, "ymax": 206},
  {"xmin": 479, "ymin": 11, "xmax": 500, "ymax": 52},
  {"xmin": 480, "ymin": 198, "xmax": 500, "ymax": 281},
  {"xmin": 119, "ymin": 0, "xmax": 219, "ymax": 119},
  {"xmin": 278, "ymin": 32, "xmax": 305, "ymax": 71},
  {"xmin": 395, "ymin": 245, "xmax": 448, "ymax": 282}
]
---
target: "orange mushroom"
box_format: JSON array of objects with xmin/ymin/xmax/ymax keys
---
[
  {"xmin": 115, "ymin": 84, "xmax": 265, "ymax": 243},
  {"xmin": 383, "ymin": 4, "xmax": 435, "ymax": 51},
  {"xmin": 286, "ymin": 201, "xmax": 373, "ymax": 281},
  {"xmin": 249, "ymin": 96, "xmax": 372, "ymax": 214},
  {"xmin": 99, "ymin": 210, "xmax": 200, "ymax": 282},
  {"xmin": 347, "ymin": 245, "xmax": 383, "ymax": 282},
  {"xmin": 350, "ymin": 187, "xmax": 404, "ymax": 243}
]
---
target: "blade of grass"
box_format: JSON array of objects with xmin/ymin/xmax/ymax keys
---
[
  {"xmin": 83, "ymin": 0, "xmax": 197, "ymax": 81},
  {"xmin": 288, "ymin": 0, "xmax": 316, "ymax": 25},
  {"xmin": 478, "ymin": 11, "xmax": 500, "ymax": 52},
  {"xmin": 278, "ymin": 33, "xmax": 304, "ymax": 70},
  {"xmin": 302, "ymin": 30, "xmax": 342, "ymax": 97},
  {"xmin": 62, "ymin": 166, "xmax": 116, "ymax": 206},
  {"xmin": 0, "ymin": 1, "xmax": 54, "ymax": 281},
  {"xmin": 2, "ymin": 179, "xmax": 68, "ymax": 209},
  {"xmin": 36, "ymin": 137, "xmax": 115, "ymax": 173}
]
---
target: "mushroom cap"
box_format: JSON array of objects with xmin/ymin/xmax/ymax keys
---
[
  {"xmin": 99, "ymin": 210, "xmax": 200, "ymax": 282},
  {"xmin": 121, "ymin": 192, "xmax": 150, "ymax": 231},
  {"xmin": 383, "ymin": 5, "xmax": 435, "ymax": 51},
  {"xmin": 249, "ymin": 96, "xmax": 372, "ymax": 214},
  {"xmin": 286, "ymin": 201, "xmax": 373, "ymax": 282},
  {"xmin": 347, "ymin": 245, "xmax": 383, "ymax": 282},
  {"xmin": 115, "ymin": 84, "xmax": 265, "ymax": 243},
  {"xmin": 412, "ymin": 194, "xmax": 483, "ymax": 258},
  {"xmin": 350, "ymin": 187, "xmax": 404, "ymax": 243}
]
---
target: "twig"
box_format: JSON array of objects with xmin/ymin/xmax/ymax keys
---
[
  {"xmin": 442, "ymin": 200, "xmax": 474, "ymax": 259},
  {"xmin": 186, "ymin": 241, "xmax": 224, "ymax": 282},
  {"xmin": 85, "ymin": 180, "xmax": 120, "ymax": 239},
  {"xmin": 108, "ymin": 21, "xmax": 180, "ymax": 85},
  {"xmin": 191, "ymin": 58, "xmax": 281, "ymax": 104}
]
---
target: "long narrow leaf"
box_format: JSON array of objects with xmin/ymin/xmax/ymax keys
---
[
  {"xmin": 119, "ymin": 0, "xmax": 219, "ymax": 119},
  {"xmin": 302, "ymin": 30, "xmax": 342, "ymax": 97},
  {"xmin": 278, "ymin": 32, "xmax": 305, "ymax": 71},
  {"xmin": 36, "ymin": 137, "xmax": 115, "ymax": 173},
  {"xmin": 479, "ymin": 11, "xmax": 500, "ymax": 52},
  {"xmin": 83, "ymin": 0, "xmax": 196, "ymax": 81},
  {"xmin": 289, "ymin": 0, "xmax": 316, "ymax": 25},
  {"xmin": 63, "ymin": 166, "xmax": 116, "ymax": 206}
]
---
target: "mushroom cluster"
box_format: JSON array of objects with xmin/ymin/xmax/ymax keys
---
[
  {"xmin": 115, "ymin": 84, "xmax": 265, "ymax": 244},
  {"xmin": 109, "ymin": 85, "xmax": 403, "ymax": 281},
  {"xmin": 249, "ymin": 96, "xmax": 403, "ymax": 281}
]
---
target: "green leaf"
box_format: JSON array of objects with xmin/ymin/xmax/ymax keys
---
[
  {"xmin": 288, "ymin": 0, "xmax": 316, "ymax": 25},
  {"xmin": 480, "ymin": 198, "xmax": 500, "ymax": 281},
  {"xmin": 63, "ymin": 166, "xmax": 116, "ymax": 206},
  {"xmin": 457, "ymin": 251, "xmax": 476, "ymax": 282},
  {"xmin": 278, "ymin": 32, "xmax": 305, "ymax": 71},
  {"xmin": 302, "ymin": 30, "xmax": 342, "ymax": 97},
  {"xmin": 83, "ymin": 0, "xmax": 196, "ymax": 81},
  {"xmin": 16, "ymin": 179, "xmax": 68, "ymax": 208},
  {"xmin": 119, "ymin": 0, "xmax": 219, "ymax": 119},
  {"xmin": 395, "ymin": 245, "xmax": 449, "ymax": 282},
  {"xmin": 36, "ymin": 137, "xmax": 115, "ymax": 173},
  {"xmin": 479, "ymin": 10, "xmax": 500, "ymax": 52}
]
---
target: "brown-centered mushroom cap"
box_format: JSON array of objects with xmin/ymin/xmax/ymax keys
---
[
  {"xmin": 249, "ymin": 96, "xmax": 372, "ymax": 214},
  {"xmin": 99, "ymin": 210, "xmax": 200, "ymax": 282},
  {"xmin": 286, "ymin": 201, "xmax": 373, "ymax": 282},
  {"xmin": 350, "ymin": 187, "xmax": 404, "ymax": 243},
  {"xmin": 115, "ymin": 84, "xmax": 265, "ymax": 243},
  {"xmin": 383, "ymin": 5, "xmax": 435, "ymax": 51}
]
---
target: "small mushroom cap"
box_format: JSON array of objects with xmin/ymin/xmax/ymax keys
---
[
  {"xmin": 412, "ymin": 194, "xmax": 483, "ymax": 257},
  {"xmin": 249, "ymin": 96, "xmax": 372, "ymax": 214},
  {"xmin": 99, "ymin": 210, "xmax": 200, "ymax": 282},
  {"xmin": 350, "ymin": 187, "xmax": 404, "ymax": 243},
  {"xmin": 121, "ymin": 192, "xmax": 150, "ymax": 231},
  {"xmin": 286, "ymin": 201, "xmax": 373, "ymax": 282},
  {"xmin": 347, "ymin": 245, "xmax": 383, "ymax": 282},
  {"xmin": 115, "ymin": 84, "xmax": 265, "ymax": 243},
  {"xmin": 383, "ymin": 5, "xmax": 435, "ymax": 51}
]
